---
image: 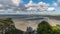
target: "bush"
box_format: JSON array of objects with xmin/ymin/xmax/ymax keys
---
[
  {"xmin": 5, "ymin": 29, "xmax": 23, "ymax": 34},
  {"xmin": 52, "ymin": 26, "xmax": 60, "ymax": 34},
  {"xmin": 36, "ymin": 21, "xmax": 52, "ymax": 34},
  {"xmin": 36, "ymin": 21, "xmax": 60, "ymax": 34},
  {"xmin": 0, "ymin": 18, "xmax": 23, "ymax": 34}
]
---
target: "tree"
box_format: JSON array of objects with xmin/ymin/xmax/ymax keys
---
[
  {"xmin": 36, "ymin": 21, "xmax": 52, "ymax": 34},
  {"xmin": 52, "ymin": 26, "xmax": 60, "ymax": 34},
  {"xmin": 0, "ymin": 18, "xmax": 23, "ymax": 34}
]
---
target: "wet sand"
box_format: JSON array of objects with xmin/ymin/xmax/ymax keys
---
[{"xmin": 12, "ymin": 18, "xmax": 60, "ymax": 31}]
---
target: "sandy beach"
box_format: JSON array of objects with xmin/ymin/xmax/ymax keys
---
[{"xmin": 12, "ymin": 18, "xmax": 60, "ymax": 31}]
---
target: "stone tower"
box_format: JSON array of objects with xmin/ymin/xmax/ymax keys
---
[{"xmin": 25, "ymin": 26, "xmax": 36, "ymax": 34}]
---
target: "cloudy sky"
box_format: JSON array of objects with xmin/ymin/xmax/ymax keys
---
[{"xmin": 0, "ymin": 0, "xmax": 60, "ymax": 15}]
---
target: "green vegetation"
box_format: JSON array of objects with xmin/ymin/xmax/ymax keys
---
[
  {"xmin": 0, "ymin": 18, "xmax": 23, "ymax": 34},
  {"xmin": 52, "ymin": 26, "xmax": 60, "ymax": 34},
  {"xmin": 0, "ymin": 18, "xmax": 14, "ymax": 31},
  {"xmin": 36, "ymin": 21, "xmax": 52, "ymax": 34},
  {"xmin": 36, "ymin": 21, "xmax": 60, "ymax": 34},
  {"xmin": 6, "ymin": 29, "xmax": 23, "ymax": 34}
]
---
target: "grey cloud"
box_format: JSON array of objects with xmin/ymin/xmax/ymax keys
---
[
  {"xmin": 58, "ymin": 0, "xmax": 60, "ymax": 6},
  {"xmin": 0, "ymin": 0, "xmax": 20, "ymax": 10},
  {"xmin": 0, "ymin": 0, "xmax": 56, "ymax": 12}
]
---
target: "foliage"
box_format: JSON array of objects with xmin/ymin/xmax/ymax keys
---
[
  {"xmin": 5, "ymin": 29, "xmax": 23, "ymax": 34},
  {"xmin": 0, "ymin": 18, "xmax": 23, "ymax": 34},
  {"xmin": 36, "ymin": 21, "xmax": 52, "ymax": 34},
  {"xmin": 51, "ymin": 26, "xmax": 60, "ymax": 34},
  {"xmin": 0, "ymin": 18, "xmax": 14, "ymax": 30},
  {"xmin": 36, "ymin": 21, "xmax": 60, "ymax": 34}
]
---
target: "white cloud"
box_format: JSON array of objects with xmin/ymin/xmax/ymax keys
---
[
  {"xmin": 25, "ymin": 0, "xmax": 37, "ymax": 11},
  {"xmin": 0, "ymin": 4, "xmax": 4, "ymax": 9},
  {"xmin": 0, "ymin": 0, "xmax": 14, "ymax": 9},
  {"xmin": 0, "ymin": 0, "xmax": 24, "ymax": 11},
  {"xmin": 0, "ymin": 0, "xmax": 21, "ymax": 6},
  {"xmin": 0, "ymin": 4, "xmax": 3, "ymax": 7},
  {"xmin": 25, "ymin": 1, "xmax": 50, "ymax": 11},
  {"xmin": 47, "ymin": 7, "xmax": 55, "ymax": 11},
  {"xmin": 53, "ymin": 2, "xmax": 58, "ymax": 7},
  {"xmin": 25, "ymin": 0, "xmax": 37, "ymax": 7},
  {"xmin": 27, "ymin": 7, "xmax": 37, "ymax": 11},
  {"xmin": 19, "ymin": 1, "xmax": 26, "ymax": 10},
  {"xmin": 0, "ymin": 0, "xmax": 55, "ymax": 12},
  {"xmin": 12, "ymin": 0, "xmax": 21, "ymax": 6},
  {"xmin": 25, "ymin": 1, "xmax": 56, "ymax": 12},
  {"xmin": 37, "ymin": 2, "xmax": 49, "ymax": 11}
]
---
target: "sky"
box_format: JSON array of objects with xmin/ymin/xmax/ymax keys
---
[{"xmin": 0, "ymin": 0, "xmax": 60, "ymax": 15}]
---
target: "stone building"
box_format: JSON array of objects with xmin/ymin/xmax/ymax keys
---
[{"xmin": 24, "ymin": 26, "xmax": 36, "ymax": 34}]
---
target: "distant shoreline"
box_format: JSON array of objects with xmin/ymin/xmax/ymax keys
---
[{"xmin": 0, "ymin": 15, "xmax": 60, "ymax": 20}]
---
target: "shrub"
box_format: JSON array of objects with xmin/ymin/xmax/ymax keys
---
[
  {"xmin": 36, "ymin": 21, "xmax": 52, "ymax": 34},
  {"xmin": 52, "ymin": 26, "xmax": 60, "ymax": 34},
  {"xmin": 5, "ymin": 29, "xmax": 23, "ymax": 34},
  {"xmin": 0, "ymin": 18, "xmax": 23, "ymax": 34}
]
